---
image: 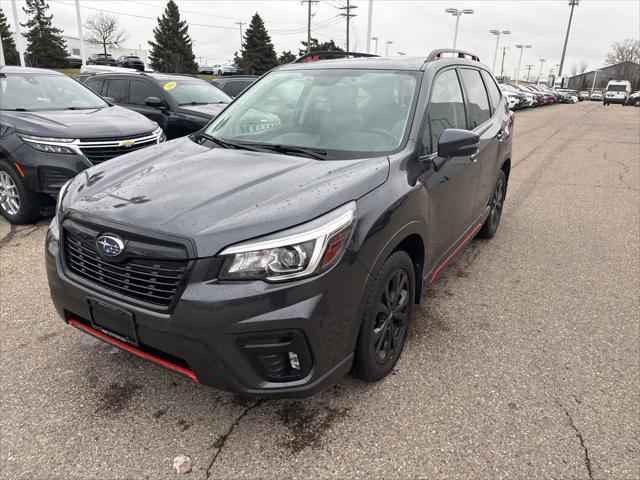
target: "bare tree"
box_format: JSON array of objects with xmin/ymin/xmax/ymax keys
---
[
  {"xmin": 579, "ymin": 61, "xmax": 588, "ymax": 74},
  {"xmin": 84, "ymin": 12, "xmax": 128, "ymax": 57},
  {"xmin": 570, "ymin": 64, "xmax": 578, "ymax": 76},
  {"xmin": 605, "ymin": 38, "xmax": 640, "ymax": 82}
]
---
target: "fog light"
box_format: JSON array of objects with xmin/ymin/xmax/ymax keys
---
[{"xmin": 288, "ymin": 351, "xmax": 300, "ymax": 370}]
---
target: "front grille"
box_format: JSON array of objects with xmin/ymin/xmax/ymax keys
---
[
  {"xmin": 79, "ymin": 139, "xmax": 156, "ymax": 165},
  {"xmin": 62, "ymin": 225, "xmax": 189, "ymax": 309}
]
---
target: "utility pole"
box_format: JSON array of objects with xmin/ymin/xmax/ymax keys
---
[
  {"xmin": 558, "ymin": 0, "xmax": 579, "ymax": 78},
  {"xmin": 500, "ymin": 46, "xmax": 507, "ymax": 78},
  {"xmin": 235, "ymin": 21, "xmax": 246, "ymax": 50},
  {"xmin": 371, "ymin": 36, "xmax": 379, "ymax": 55},
  {"xmin": 302, "ymin": 0, "xmax": 319, "ymax": 53},
  {"xmin": 366, "ymin": 0, "xmax": 373, "ymax": 53},
  {"xmin": 339, "ymin": 0, "xmax": 357, "ymax": 52},
  {"xmin": 10, "ymin": 0, "xmax": 25, "ymax": 67},
  {"xmin": 525, "ymin": 64, "xmax": 534, "ymax": 82},
  {"xmin": 75, "ymin": 0, "xmax": 86, "ymax": 68},
  {"xmin": 537, "ymin": 58, "xmax": 546, "ymax": 83}
]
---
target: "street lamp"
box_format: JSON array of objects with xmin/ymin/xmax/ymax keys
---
[
  {"xmin": 538, "ymin": 58, "xmax": 546, "ymax": 82},
  {"xmin": 385, "ymin": 40, "xmax": 393, "ymax": 56},
  {"xmin": 558, "ymin": 0, "xmax": 579, "ymax": 78},
  {"xmin": 371, "ymin": 36, "xmax": 379, "ymax": 55},
  {"xmin": 445, "ymin": 8, "xmax": 474, "ymax": 49},
  {"xmin": 514, "ymin": 44, "xmax": 531, "ymax": 83},
  {"xmin": 490, "ymin": 29, "xmax": 510, "ymax": 74}
]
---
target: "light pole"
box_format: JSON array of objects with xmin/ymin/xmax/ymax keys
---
[
  {"xmin": 515, "ymin": 44, "xmax": 531, "ymax": 83},
  {"xmin": 385, "ymin": 40, "xmax": 393, "ymax": 56},
  {"xmin": 10, "ymin": 0, "xmax": 25, "ymax": 67},
  {"xmin": 558, "ymin": 0, "xmax": 579, "ymax": 78},
  {"xmin": 590, "ymin": 69, "xmax": 599, "ymax": 92},
  {"xmin": 371, "ymin": 36, "xmax": 379, "ymax": 55},
  {"xmin": 445, "ymin": 8, "xmax": 474, "ymax": 49},
  {"xmin": 490, "ymin": 29, "xmax": 510, "ymax": 74},
  {"xmin": 525, "ymin": 64, "xmax": 534, "ymax": 82},
  {"xmin": 538, "ymin": 58, "xmax": 546, "ymax": 83}
]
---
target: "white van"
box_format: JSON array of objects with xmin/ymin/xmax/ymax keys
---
[{"xmin": 604, "ymin": 80, "xmax": 631, "ymax": 105}]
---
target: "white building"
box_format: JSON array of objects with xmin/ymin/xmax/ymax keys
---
[{"xmin": 63, "ymin": 35, "xmax": 148, "ymax": 63}]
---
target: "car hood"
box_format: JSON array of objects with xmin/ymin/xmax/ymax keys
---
[
  {"xmin": 64, "ymin": 137, "xmax": 390, "ymax": 257},
  {"xmin": 176, "ymin": 103, "xmax": 228, "ymax": 119},
  {"xmin": 2, "ymin": 106, "xmax": 157, "ymax": 139}
]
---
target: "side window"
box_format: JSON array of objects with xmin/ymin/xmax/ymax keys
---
[
  {"xmin": 460, "ymin": 69, "xmax": 491, "ymax": 128},
  {"xmin": 129, "ymin": 80, "xmax": 157, "ymax": 105},
  {"xmin": 481, "ymin": 70, "xmax": 502, "ymax": 112},
  {"xmin": 85, "ymin": 78, "xmax": 104, "ymax": 95},
  {"xmin": 104, "ymin": 78, "xmax": 127, "ymax": 103},
  {"xmin": 224, "ymin": 81, "xmax": 248, "ymax": 97},
  {"xmin": 422, "ymin": 69, "xmax": 466, "ymax": 155}
]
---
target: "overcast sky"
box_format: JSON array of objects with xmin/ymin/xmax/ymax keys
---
[{"xmin": 5, "ymin": 0, "xmax": 640, "ymax": 76}]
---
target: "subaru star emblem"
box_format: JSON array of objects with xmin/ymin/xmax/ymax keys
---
[{"xmin": 96, "ymin": 235, "xmax": 125, "ymax": 257}]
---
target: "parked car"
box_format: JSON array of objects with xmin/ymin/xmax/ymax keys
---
[
  {"xmin": 85, "ymin": 72, "xmax": 232, "ymax": 139},
  {"xmin": 516, "ymin": 84, "xmax": 546, "ymax": 105},
  {"xmin": 47, "ymin": 49, "xmax": 513, "ymax": 397},
  {"xmin": 603, "ymin": 80, "xmax": 631, "ymax": 105},
  {"xmin": 578, "ymin": 90, "xmax": 590, "ymax": 101},
  {"xmin": 0, "ymin": 66, "xmax": 163, "ymax": 224},
  {"xmin": 500, "ymin": 83, "xmax": 534, "ymax": 108},
  {"xmin": 86, "ymin": 53, "xmax": 117, "ymax": 66},
  {"xmin": 66, "ymin": 55, "xmax": 83, "ymax": 68},
  {"xmin": 199, "ymin": 63, "xmax": 237, "ymax": 75},
  {"xmin": 624, "ymin": 90, "xmax": 640, "ymax": 106},
  {"xmin": 211, "ymin": 75, "xmax": 259, "ymax": 97},
  {"xmin": 116, "ymin": 55, "xmax": 145, "ymax": 71},
  {"xmin": 590, "ymin": 90, "xmax": 603, "ymax": 101}
]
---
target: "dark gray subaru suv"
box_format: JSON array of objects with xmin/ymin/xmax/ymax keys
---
[{"xmin": 46, "ymin": 49, "xmax": 513, "ymax": 397}]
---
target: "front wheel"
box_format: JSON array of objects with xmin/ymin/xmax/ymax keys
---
[
  {"xmin": 353, "ymin": 251, "xmax": 415, "ymax": 382},
  {"xmin": 478, "ymin": 169, "xmax": 506, "ymax": 239},
  {"xmin": 0, "ymin": 163, "xmax": 42, "ymax": 224}
]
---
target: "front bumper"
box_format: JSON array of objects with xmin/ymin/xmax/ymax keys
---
[
  {"xmin": 604, "ymin": 96, "xmax": 626, "ymax": 104},
  {"xmin": 45, "ymin": 219, "xmax": 368, "ymax": 397}
]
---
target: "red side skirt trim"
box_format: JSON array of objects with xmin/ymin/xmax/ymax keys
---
[
  {"xmin": 429, "ymin": 222, "xmax": 482, "ymax": 284},
  {"xmin": 67, "ymin": 318, "xmax": 199, "ymax": 383}
]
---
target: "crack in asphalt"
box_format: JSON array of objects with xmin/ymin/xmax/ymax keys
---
[
  {"xmin": 0, "ymin": 222, "xmax": 16, "ymax": 249},
  {"xmin": 603, "ymin": 152, "xmax": 634, "ymax": 190},
  {"xmin": 205, "ymin": 399, "xmax": 265, "ymax": 479},
  {"xmin": 555, "ymin": 398, "xmax": 594, "ymax": 480}
]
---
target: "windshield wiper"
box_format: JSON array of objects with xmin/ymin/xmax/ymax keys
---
[
  {"xmin": 178, "ymin": 101, "xmax": 209, "ymax": 106},
  {"xmin": 1, "ymin": 108, "xmax": 29, "ymax": 111},
  {"xmin": 198, "ymin": 133, "xmax": 268, "ymax": 152},
  {"xmin": 244, "ymin": 143, "xmax": 328, "ymax": 160}
]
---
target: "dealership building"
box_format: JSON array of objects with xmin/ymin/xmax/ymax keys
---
[{"xmin": 565, "ymin": 61, "xmax": 640, "ymax": 90}]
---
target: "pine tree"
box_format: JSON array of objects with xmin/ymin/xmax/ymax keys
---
[
  {"xmin": 0, "ymin": 9, "xmax": 19, "ymax": 65},
  {"xmin": 278, "ymin": 50, "xmax": 296, "ymax": 64},
  {"xmin": 21, "ymin": 0, "xmax": 68, "ymax": 68},
  {"xmin": 148, "ymin": 0, "xmax": 198, "ymax": 74},
  {"xmin": 298, "ymin": 37, "xmax": 344, "ymax": 57},
  {"xmin": 235, "ymin": 13, "xmax": 277, "ymax": 75}
]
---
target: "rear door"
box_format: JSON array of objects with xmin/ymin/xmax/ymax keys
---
[
  {"xmin": 419, "ymin": 67, "xmax": 480, "ymax": 267},
  {"xmin": 459, "ymin": 68, "xmax": 502, "ymax": 217}
]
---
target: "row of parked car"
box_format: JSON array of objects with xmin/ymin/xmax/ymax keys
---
[
  {"xmin": 66, "ymin": 54, "xmax": 146, "ymax": 71},
  {"xmin": 498, "ymin": 83, "xmax": 578, "ymax": 110}
]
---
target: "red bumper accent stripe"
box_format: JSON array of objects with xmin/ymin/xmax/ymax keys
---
[
  {"xmin": 429, "ymin": 222, "xmax": 483, "ymax": 284},
  {"xmin": 67, "ymin": 318, "xmax": 199, "ymax": 383}
]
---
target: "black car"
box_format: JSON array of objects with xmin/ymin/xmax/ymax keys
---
[
  {"xmin": 116, "ymin": 55, "xmax": 145, "ymax": 71},
  {"xmin": 211, "ymin": 75, "xmax": 258, "ymax": 98},
  {"xmin": 47, "ymin": 49, "xmax": 513, "ymax": 397},
  {"xmin": 85, "ymin": 73, "xmax": 232, "ymax": 139},
  {"xmin": 0, "ymin": 66, "xmax": 163, "ymax": 224},
  {"xmin": 86, "ymin": 53, "xmax": 117, "ymax": 66},
  {"xmin": 625, "ymin": 90, "xmax": 640, "ymax": 107},
  {"xmin": 66, "ymin": 55, "xmax": 83, "ymax": 68}
]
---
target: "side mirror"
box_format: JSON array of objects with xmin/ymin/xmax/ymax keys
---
[
  {"xmin": 144, "ymin": 96, "xmax": 164, "ymax": 108},
  {"xmin": 437, "ymin": 128, "xmax": 479, "ymax": 158}
]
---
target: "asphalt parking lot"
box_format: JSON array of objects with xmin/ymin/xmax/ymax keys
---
[{"xmin": 1, "ymin": 100, "xmax": 638, "ymax": 480}]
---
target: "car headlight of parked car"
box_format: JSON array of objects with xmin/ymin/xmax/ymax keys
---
[
  {"xmin": 55, "ymin": 179, "xmax": 73, "ymax": 221},
  {"xmin": 153, "ymin": 126, "xmax": 166, "ymax": 143},
  {"xmin": 19, "ymin": 134, "xmax": 77, "ymax": 154},
  {"xmin": 219, "ymin": 202, "xmax": 356, "ymax": 281}
]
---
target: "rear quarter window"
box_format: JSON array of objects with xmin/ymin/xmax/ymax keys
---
[
  {"xmin": 460, "ymin": 68, "xmax": 491, "ymax": 128},
  {"xmin": 481, "ymin": 70, "xmax": 502, "ymax": 112}
]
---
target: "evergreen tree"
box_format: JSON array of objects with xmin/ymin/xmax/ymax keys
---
[
  {"xmin": 148, "ymin": 0, "xmax": 198, "ymax": 74},
  {"xmin": 21, "ymin": 0, "xmax": 68, "ymax": 68},
  {"xmin": 278, "ymin": 50, "xmax": 296, "ymax": 64},
  {"xmin": 298, "ymin": 37, "xmax": 344, "ymax": 57},
  {"xmin": 0, "ymin": 9, "xmax": 20, "ymax": 65},
  {"xmin": 235, "ymin": 13, "xmax": 277, "ymax": 75}
]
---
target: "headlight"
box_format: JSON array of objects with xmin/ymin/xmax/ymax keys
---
[
  {"xmin": 219, "ymin": 202, "xmax": 356, "ymax": 281},
  {"xmin": 19, "ymin": 134, "xmax": 77, "ymax": 155},
  {"xmin": 153, "ymin": 126, "xmax": 166, "ymax": 143}
]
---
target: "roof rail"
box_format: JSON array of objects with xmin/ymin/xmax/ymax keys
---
[
  {"xmin": 426, "ymin": 49, "xmax": 480, "ymax": 62},
  {"xmin": 294, "ymin": 51, "xmax": 379, "ymax": 63}
]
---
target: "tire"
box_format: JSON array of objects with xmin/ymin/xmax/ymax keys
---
[
  {"xmin": 0, "ymin": 162, "xmax": 41, "ymax": 224},
  {"xmin": 353, "ymin": 250, "xmax": 415, "ymax": 382},
  {"xmin": 477, "ymin": 169, "xmax": 506, "ymax": 239},
  {"xmin": 218, "ymin": 70, "xmax": 223, "ymax": 76}
]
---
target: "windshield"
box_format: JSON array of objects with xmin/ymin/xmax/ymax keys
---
[
  {"xmin": 0, "ymin": 72, "xmax": 108, "ymax": 111},
  {"xmin": 204, "ymin": 69, "xmax": 419, "ymax": 158},
  {"xmin": 162, "ymin": 78, "xmax": 231, "ymax": 105},
  {"xmin": 606, "ymin": 84, "xmax": 627, "ymax": 92}
]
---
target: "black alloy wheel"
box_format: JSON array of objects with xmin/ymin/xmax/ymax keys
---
[{"xmin": 478, "ymin": 169, "xmax": 506, "ymax": 239}]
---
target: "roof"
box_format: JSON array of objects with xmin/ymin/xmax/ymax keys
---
[{"xmin": 0, "ymin": 66, "xmax": 64, "ymax": 75}]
